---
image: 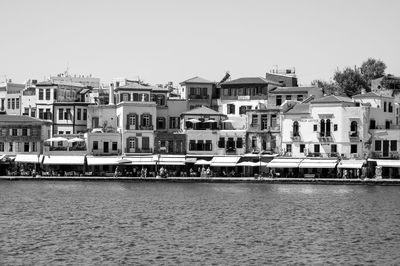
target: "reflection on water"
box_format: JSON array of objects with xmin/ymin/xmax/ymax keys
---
[{"xmin": 1, "ymin": 181, "xmax": 400, "ymax": 265}]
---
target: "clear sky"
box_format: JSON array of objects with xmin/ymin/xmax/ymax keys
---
[{"xmin": 0, "ymin": 0, "xmax": 399, "ymax": 86}]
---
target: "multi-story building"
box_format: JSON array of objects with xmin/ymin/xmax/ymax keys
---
[
  {"xmin": 3, "ymin": 82, "xmax": 25, "ymax": 115},
  {"xmin": 180, "ymin": 77, "xmax": 215, "ymax": 110}
]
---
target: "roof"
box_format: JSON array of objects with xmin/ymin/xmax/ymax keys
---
[
  {"xmin": 182, "ymin": 106, "xmax": 224, "ymax": 116},
  {"xmin": 6, "ymin": 83, "xmax": 25, "ymax": 94},
  {"xmin": 311, "ymin": 95, "xmax": 353, "ymax": 104},
  {"xmin": 352, "ymin": 92, "xmax": 391, "ymax": 99},
  {"xmin": 180, "ymin": 76, "xmax": 214, "ymax": 85},
  {"xmin": 0, "ymin": 114, "xmax": 50, "ymax": 124},
  {"xmin": 221, "ymin": 77, "xmax": 281, "ymax": 86},
  {"xmin": 36, "ymin": 81, "xmax": 55, "ymax": 86},
  {"xmin": 269, "ymin": 86, "xmax": 315, "ymax": 94},
  {"xmin": 285, "ymin": 103, "xmax": 310, "ymax": 114},
  {"xmin": 115, "ymin": 83, "xmax": 153, "ymax": 91}
]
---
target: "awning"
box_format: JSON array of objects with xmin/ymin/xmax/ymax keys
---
[
  {"xmin": 86, "ymin": 156, "xmax": 121, "ymax": 165},
  {"xmin": 155, "ymin": 155, "xmax": 185, "ymax": 165},
  {"xmin": 43, "ymin": 155, "xmax": 85, "ymax": 165},
  {"xmin": 185, "ymin": 157, "xmax": 197, "ymax": 163},
  {"xmin": 195, "ymin": 159, "xmax": 211, "ymax": 165},
  {"xmin": 337, "ymin": 160, "xmax": 366, "ymax": 169},
  {"xmin": 211, "ymin": 156, "xmax": 241, "ymax": 167},
  {"xmin": 299, "ymin": 159, "xmax": 338, "ymax": 169},
  {"xmin": 15, "ymin": 154, "xmax": 43, "ymax": 164},
  {"xmin": 375, "ymin": 160, "xmax": 400, "ymax": 167},
  {"xmin": 125, "ymin": 156, "xmax": 155, "ymax": 165},
  {"xmin": 267, "ymin": 158, "xmax": 303, "ymax": 168}
]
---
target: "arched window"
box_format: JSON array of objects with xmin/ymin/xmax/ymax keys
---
[
  {"xmin": 326, "ymin": 119, "xmax": 331, "ymax": 137},
  {"xmin": 320, "ymin": 119, "xmax": 325, "ymax": 137},
  {"xmin": 350, "ymin": 121, "xmax": 358, "ymax": 136},
  {"xmin": 293, "ymin": 121, "xmax": 299, "ymax": 136}
]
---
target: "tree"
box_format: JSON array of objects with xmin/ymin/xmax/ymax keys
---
[
  {"xmin": 360, "ymin": 58, "xmax": 386, "ymax": 85},
  {"xmin": 333, "ymin": 67, "xmax": 368, "ymax": 97},
  {"xmin": 311, "ymin": 79, "xmax": 344, "ymax": 96}
]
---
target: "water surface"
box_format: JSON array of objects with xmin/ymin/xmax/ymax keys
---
[{"xmin": 1, "ymin": 181, "xmax": 400, "ymax": 265}]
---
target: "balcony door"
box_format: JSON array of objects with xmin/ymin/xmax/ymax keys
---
[
  {"xmin": 383, "ymin": 140, "xmax": 390, "ymax": 157},
  {"xmin": 103, "ymin": 142, "xmax": 109, "ymax": 153}
]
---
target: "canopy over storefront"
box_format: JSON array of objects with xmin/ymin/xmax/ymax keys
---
[
  {"xmin": 337, "ymin": 160, "xmax": 366, "ymax": 169},
  {"xmin": 267, "ymin": 158, "xmax": 303, "ymax": 168},
  {"xmin": 15, "ymin": 154, "xmax": 43, "ymax": 164},
  {"xmin": 86, "ymin": 156, "xmax": 121, "ymax": 166},
  {"xmin": 299, "ymin": 159, "xmax": 338, "ymax": 169},
  {"xmin": 211, "ymin": 156, "xmax": 241, "ymax": 167},
  {"xmin": 155, "ymin": 155, "xmax": 186, "ymax": 165},
  {"xmin": 375, "ymin": 159, "xmax": 400, "ymax": 167},
  {"xmin": 125, "ymin": 156, "xmax": 155, "ymax": 165},
  {"xmin": 43, "ymin": 155, "xmax": 85, "ymax": 165}
]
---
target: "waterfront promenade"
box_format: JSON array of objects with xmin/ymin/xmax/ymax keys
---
[{"xmin": 1, "ymin": 176, "xmax": 400, "ymax": 185}]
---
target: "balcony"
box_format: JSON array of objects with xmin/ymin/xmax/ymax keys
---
[
  {"xmin": 125, "ymin": 148, "xmax": 153, "ymax": 154},
  {"xmin": 139, "ymin": 125, "xmax": 154, "ymax": 130},
  {"xmin": 249, "ymin": 125, "xmax": 280, "ymax": 132},
  {"xmin": 348, "ymin": 131, "xmax": 359, "ymax": 142},
  {"xmin": 290, "ymin": 131, "xmax": 301, "ymax": 142},
  {"xmin": 226, "ymin": 148, "xmax": 237, "ymax": 155},
  {"xmin": 317, "ymin": 132, "xmax": 333, "ymax": 142},
  {"xmin": 370, "ymin": 151, "xmax": 399, "ymax": 159},
  {"xmin": 189, "ymin": 94, "xmax": 209, "ymax": 100}
]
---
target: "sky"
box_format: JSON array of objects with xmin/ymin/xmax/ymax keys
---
[{"xmin": 0, "ymin": 0, "xmax": 399, "ymax": 86}]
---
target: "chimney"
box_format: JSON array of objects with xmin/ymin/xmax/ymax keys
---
[
  {"xmin": 109, "ymin": 83, "xmax": 115, "ymax": 105},
  {"xmin": 361, "ymin": 88, "xmax": 366, "ymax": 95}
]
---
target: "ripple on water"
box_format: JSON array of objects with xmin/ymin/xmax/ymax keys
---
[{"xmin": 1, "ymin": 182, "xmax": 400, "ymax": 265}]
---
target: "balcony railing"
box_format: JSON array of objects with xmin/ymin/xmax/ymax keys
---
[
  {"xmin": 317, "ymin": 132, "xmax": 333, "ymax": 142},
  {"xmin": 370, "ymin": 151, "xmax": 399, "ymax": 159},
  {"xmin": 226, "ymin": 148, "xmax": 237, "ymax": 155},
  {"xmin": 139, "ymin": 125, "xmax": 154, "ymax": 130},
  {"xmin": 348, "ymin": 131, "xmax": 359, "ymax": 141},
  {"xmin": 290, "ymin": 131, "xmax": 301, "ymax": 141},
  {"xmin": 249, "ymin": 125, "xmax": 280, "ymax": 132}
]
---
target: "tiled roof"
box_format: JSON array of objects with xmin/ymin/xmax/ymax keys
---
[
  {"xmin": 36, "ymin": 81, "xmax": 55, "ymax": 86},
  {"xmin": 269, "ymin": 86, "xmax": 314, "ymax": 94},
  {"xmin": 352, "ymin": 92, "xmax": 384, "ymax": 98},
  {"xmin": 182, "ymin": 106, "xmax": 224, "ymax": 116},
  {"xmin": 116, "ymin": 83, "xmax": 152, "ymax": 90},
  {"xmin": 221, "ymin": 77, "xmax": 281, "ymax": 86},
  {"xmin": 0, "ymin": 114, "xmax": 49, "ymax": 123},
  {"xmin": 285, "ymin": 103, "xmax": 310, "ymax": 114},
  {"xmin": 180, "ymin": 76, "xmax": 214, "ymax": 85},
  {"xmin": 311, "ymin": 95, "xmax": 353, "ymax": 104}
]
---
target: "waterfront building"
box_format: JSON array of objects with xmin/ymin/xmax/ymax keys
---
[
  {"xmin": 179, "ymin": 77, "xmax": 215, "ymax": 110},
  {"xmin": 3, "ymin": 82, "xmax": 25, "ymax": 115}
]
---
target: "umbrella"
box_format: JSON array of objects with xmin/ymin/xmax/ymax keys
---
[
  {"xmin": 203, "ymin": 119, "xmax": 216, "ymax": 123},
  {"xmin": 222, "ymin": 119, "xmax": 234, "ymax": 123},
  {"xmin": 255, "ymin": 161, "xmax": 269, "ymax": 167},
  {"xmin": 45, "ymin": 137, "xmax": 68, "ymax": 142},
  {"xmin": 236, "ymin": 161, "xmax": 257, "ymax": 167},
  {"xmin": 67, "ymin": 137, "xmax": 85, "ymax": 143},
  {"xmin": 117, "ymin": 158, "xmax": 131, "ymax": 164},
  {"xmin": 187, "ymin": 118, "xmax": 201, "ymax": 123},
  {"xmin": 195, "ymin": 159, "xmax": 211, "ymax": 165}
]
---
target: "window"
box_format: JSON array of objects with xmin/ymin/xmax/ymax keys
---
[
  {"xmin": 252, "ymin": 114, "xmax": 259, "ymax": 125},
  {"xmin": 58, "ymin": 109, "xmax": 63, "ymax": 120},
  {"xmin": 276, "ymin": 95, "xmax": 282, "ymax": 106},
  {"xmin": 297, "ymin": 95, "xmax": 303, "ymax": 101},
  {"xmin": 11, "ymin": 98, "xmax": 15, "ymax": 109},
  {"xmin": 39, "ymin": 89, "xmax": 44, "ymax": 100},
  {"xmin": 83, "ymin": 109, "xmax": 87, "ymax": 120},
  {"xmin": 169, "ymin": 117, "xmax": 180, "ymax": 129},
  {"xmin": 45, "ymin": 108, "xmax": 51, "ymax": 120},
  {"xmin": 334, "ymin": 124, "xmax": 338, "ymax": 131},
  {"xmin": 218, "ymin": 137, "xmax": 225, "ymax": 148},
  {"xmin": 58, "ymin": 131, "xmax": 64, "ymax": 134},
  {"xmin": 313, "ymin": 124, "xmax": 317, "ymax": 131},
  {"xmin": 350, "ymin": 121, "xmax": 358, "ymax": 136},
  {"xmin": 16, "ymin": 98, "xmax": 19, "ymax": 109},
  {"xmin": 128, "ymin": 115, "xmax": 136, "ymax": 129},
  {"xmin": 12, "ymin": 129, "xmax": 17, "ymax": 136},
  {"xmin": 375, "ymin": 140, "xmax": 381, "ymax": 151},
  {"xmin": 32, "ymin": 142, "xmax": 36, "ymax": 152},
  {"xmin": 197, "ymin": 140, "xmax": 204, "ymax": 151},
  {"xmin": 300, "ymin": 144, "xmax": 305, "ymax": 153},
  {"xmin": 0, "ymin": 142, "xmax": 4, "ymax": 152},
  {"xmin": 22, "ymin": 128, "xmax": 28, "ymax": 136},
  {"xmin": 236, "ymin": 138, "xmax": 243, "ymax": 148},
  {"xmin": 320, "ymin": 119, "xmax": 325, "ymax": 137},
  {"xmin": 261, "ymin": 115, "xmax": 268, "ymax": 130},
  {"xmin": 370, "ymin": 119, "xmax": 376, "ymax": 129},
  {"xmin": 385, "ymin": 120, "xmax": 391, "ymax": 129},
  {"xmin": 24, "ymin": 142, "xmax": 29, "ymax": 152},
  {"xmin": 128, "ymin": 138, "xmax": 135, "ymax": 149},
  {"xmin": 314, "ymin": 144, "xmax": 320, "ymax": 153},
  {"xmin": 112, "ymin": 142, "xmax": 118, "ymax": 151},
  {"xmin": 389, "ymin": 102, "xmax": 393, "ymax": 113},
  {"xmin": 157, "ymin": 117, "xmax": 166, "ymax": 130},
  {"xmin": 156, "ymin": 95, "xmax": 166, "ymax": 106},
  {"xmin": 23, "ymin": 107, "xmax": 29, "ymax": 115},
  {"xmin": 45, "ymin": 89, "xmax": 51, "ymax": 100},
  {"xmin": 93, "ymin": 141, "xmax": 98, "ymax": 150},
  {"xmin": 227, "ymin": 104, "xmax": 235, "ymax": 114},
  {"xmin": 325, "ymin": 119, "xmax": 331, "ymax": 137},
  {"xmin": 251, "ymin": 136, "xmax": 257, "ymax": 148},
  {"xmin": 7, "ymin": 99, "xmax": 10, "ymax": 109},
  {"xmin": 384, "ymin": 102, "xmax": 387, "ymax": 112},
  {"xmin": 391, "ymin": 140, "xmax": 397, "ymax": 151},
  {"xmin": 205, "ymin": 140, "xmax": 212, "ymax": 151},
  {"xmin": 351, "ymin": 144, "xmax": 357, "ymax": 154},
  {"xmin": 286, "ymin": 95, "xmax": 292, "ymax": 100},
  {"xmin": 9, "ymin": 142, "xmax": 13, "ymax": 152},
  {"xmin": 239, "ymin": 106, "xmax": 246, "ymax": 115},
  {"xmin": 286, "ymin": 144, "xmax": 292, "ymax": 153},
  {"xmin": 142, "ymin": 114, "xmax": 151, "ymax": 127},
  {"xmin": 122, "ymin": 93, "xmax": 130, "ymax": 102},
  {"xmin": 77, "ymin": 108, "xmax": 81, "ymax": 120},
  {"xmin": 142, "ymin": 137, "xmax": 150, "ymax": 150},
  {"xmin": 331, "ymin": 144, "xmax": 337, "ymax": 153},
  {"xmin": 189, "ymin": 140, "xmax": 196, "ymax": 150},
  {"xmin": 65, "ymin": 131, "xmax": 70, "ymax": 134},
  {"xmin": 293, "ymin": 121, "xmax": 299, "ymax": 136},
  {"xmin": 65, "ymin": 109, "xmax": 71, "ymax": 120},
  {"xmin": 31, "ymin": 108, "xmax": 36, "ymax": 118}
]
